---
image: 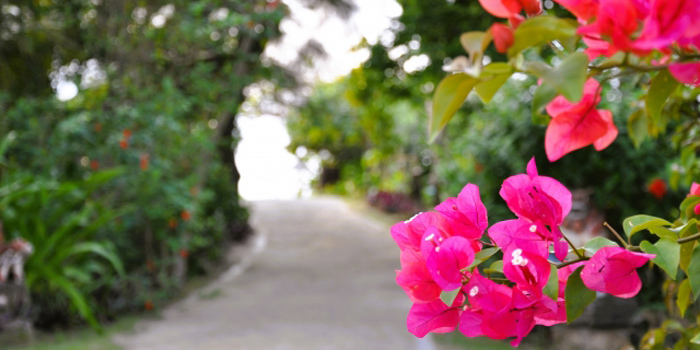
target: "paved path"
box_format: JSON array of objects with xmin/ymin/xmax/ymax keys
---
[{"xmin": 114, "ymin": 197, "xmax": 439, "ymax": 350}]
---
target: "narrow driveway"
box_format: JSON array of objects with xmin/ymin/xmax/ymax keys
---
[{"xmin": 114, "ymin": 197, "xmax": 436, "ymax": 350}]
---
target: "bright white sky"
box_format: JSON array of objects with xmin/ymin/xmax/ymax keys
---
[{"xmin": 237, "ymin": 0, "xmax": 402, "ymax": 201}]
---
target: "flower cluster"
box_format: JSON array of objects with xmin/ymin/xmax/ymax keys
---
[
  {"xmin": 475, "ymin": 0, "xmax": 700, "ymax": 162},
  {"xmin": 391, "ymin": 158, "xmax": 654, "ymax": 346}
]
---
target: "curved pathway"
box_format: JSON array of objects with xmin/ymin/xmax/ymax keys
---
[{"xmin": 113, "ymin": 197, "xmax": 439, "ymax": 350}]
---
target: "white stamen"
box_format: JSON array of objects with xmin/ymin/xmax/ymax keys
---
[
  {"xmin": 469, "ymin": 286, "xmax": 479, "ymax": 297},
  {"xmin": 425, "ymin": 233, "xmax": 435, "ymax": 241},
  {"xmin": 512, "ymin": 255, "xmax": 524, "ymax": 266},
  {"xmin": 529, "ymin": 225, "xmax": 537, "ymax": 232},
  {"xmin": 435, "ymin": 247, "xmax": 440, "ymax": 252},
  {"xmin": 512, "ymin": 248, "xmax": 523, "ymax": 257}
]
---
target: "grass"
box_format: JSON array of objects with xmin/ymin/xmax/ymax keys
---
[{"xmin": 4, "ymin": 314, "xmax": 146, "ymax": 350}]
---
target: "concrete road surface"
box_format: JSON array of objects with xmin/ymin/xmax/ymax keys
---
[{"xmin": 113, "ymin": 197, "xmax": 442, "ymax": 350}]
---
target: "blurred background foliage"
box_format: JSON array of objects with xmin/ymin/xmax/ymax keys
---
[
  {"xmin": 287, "ymin": 0, "xmax": 686, "ymax": 227},
  {"xmin": 0, "ymin": 0, "xmax": 291, "ymax": 330}
]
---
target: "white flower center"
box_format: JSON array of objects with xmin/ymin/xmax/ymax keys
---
[
  {"xmin": 469, "ymin": 286, "xmax": 479, "ymax": 297},
  {"xmin": 435, "ymin": 246, "xmax": 440, "ymax": 252},
  {"xmin": 529, "ymin": 225, "xmax": 537, "ymax": 232},
  {"xmin": 512, "ymin": 248, "xmax": 522, "ymax": 257}
]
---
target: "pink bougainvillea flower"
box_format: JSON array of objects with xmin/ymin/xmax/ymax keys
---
[
  {"xmin": 407, "ymin": 295, "xmax": 464, "ymax": 337},
  {"xmin": 395, "ymin": 258, "xmax": 442, "ymax": 303},
  {"xmin": 580, "ymin": 246, "xmax": 654, "ymax": 298},
  {"xmin": 391, "ymin": 211, "xmax": 451, "ymax": 253},
  {"xmin": 553, "ymin": 0, "xmax": 599, "ymax": 22},
  {"xmin": 424, "ymin": 236, "xmax": 476, "ymax": 291},
  {"xmin": 689, "ymin": 182, "xmax": 700, "ymax": 196},
  {"xmin": 478, "ymin": 0, "xmax": 542, "ymax": 18},
  {"xmin": 491, "ymin": 23, "xmax": 515, "ymax": 53},
  {"xmin": 488, "ymin": 219, "xmax": 551, "ymax": 258},
  {"xmin": 669, "ymin": 62, "xmax": 700, "ymax": 86},
  {"xmin": 500, "ymin": 158, "xmax": 572, "ymax": 227},
  {"xmin": 435, "ymin": 183, "xmax": 488, "ymax": 240},
  {"xmin": 544, "ymin": 79, "xmax": 618, "ymax": 161},
  {"xmin": 460, "ymin": 272, "xmax": 551, "ymax": 346},
  {"xmin": 503, "ymin": 248, "xmax": 550, "ymax": 296},
  {"xmin": 577, "ymin": 0, "xmax": 642, "ymax": 52},
  {"xmin": 632, "ymin": 0, "xmax": 700, "ymax": 52}
]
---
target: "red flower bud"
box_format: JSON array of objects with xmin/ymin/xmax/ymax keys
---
[
  {"xmin": 181, "ymin": 210, "xmax": 191, "ymax": 221},
  {"xmin": 648, "ymin": 178, "xmax": 667, "ymax": 199},
  {"xmin": 490, "ymin": 23, "xmax": 514, "ymax": 53}
]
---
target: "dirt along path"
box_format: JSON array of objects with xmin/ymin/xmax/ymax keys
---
[{"xmin": 113, "ymin": 197, "xmax": 443, "ymax": 350}]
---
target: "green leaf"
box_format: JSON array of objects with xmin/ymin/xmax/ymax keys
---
[
  {"xmin": 531, "ymin": 82, "xmax": 557, "ymax": 124},
  {"xmin": 649, "ymin": 226, "xmax": 679, "ymax": 241},
  {"xmin": 646, "ymin": 69, "xmax": 679, "ymax": 128},
  {"xmin": 692, "ymin": 331, "xmax": 700, "ymax": 345},
  {"xmin": 627, "ymin": 109, "xmax": 648, "ymax": 148},
  {"xmin": 508, "ymin": 16, "xmax": 579, "ymax": 57},
  {"xmin": 680, "ymin": 222, "xmax": 698, "ymax": 272},
  {"xmin": 565, "ymin": 266, "xmax": 596, "ymax": 323},
  {"xmin": 543, "ymin": 265, "xmax": 559, "ymax": 301},
  {"xmin": 622, "ymin": 215, "xmax": 673, "ymax": 241},
  {"xmin": 484, "ymin": 260, "xmax": 504, "ymax": 274},
  {"xmin": 640, "ymin": 239, "xmax": 680, "ymax": 280},
  {"xmin": 475, "ymin": 63, "xmax": 512, "ymax": 103},
  {"xmin": 526, "ymin": 53, "xmax": 589, "ymax": 103},
  {"xmin": 429, "ymin": 73, "xmax": 480, "ymax": 143},
  {"xmin": 583, "ymin": 236, "xmax": 619, "ymax": 255},
  {"xmin": 475, "ymin": 247, "xmax": 499, "ymax": 261},
  {"xmin": 677, "ymin": 279, "xmax": 691, "ymax": 317},
  {"xmin": 687, "ymin": 244, "xmax": 700, "ymax": 300},
  {"xmin": 440, "ymin": 288, "xmax": 460, "ymax": 306},
  {"xmin": 681, "ymin": 196, "xmax": 700, "ymax": 221},
  {"xmin": 460, "ymin": 31, "xmax": 492, "ymax": 67},
  {"xmin": 469, "ymin": 247, "xmax": 500, "ymax": 268}
]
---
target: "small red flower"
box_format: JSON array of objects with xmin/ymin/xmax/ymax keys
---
[
  {"xmin": 648, "ymin": 178, "xmax": 667, "ymax": 199},
  {"xmin": 123, "ymin": 129, "xmax": 132, "ymax": 139},
  {"xmin": 168, "ymin": 217, "xmax": 178, "ymax": 229},
  {"xmin": 90, "ymin": 160, "xmax": 99, "ymax": 170},
  {"xmin": 180, "ymin": 249, "xmax": 189, "ymax": 259},
  {"xmin": 140, "ymin": 153, "xmax": 149, "ymax": 171},
  {"xmin": 144, "ymin": 300, "xmax": 154, "ymax": 310},
  {"xmin": 119, "ymin": 139, "xmax": 128, "ymax": 149},
  {"xmin": 181, "ymin": 210, "xmax": 191, "ymax": 221}
]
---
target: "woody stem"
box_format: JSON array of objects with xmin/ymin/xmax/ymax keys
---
[
  {"xmin": 604, "ymin": 222, "xmax": 629, "ymax": 247},
  {"xmin": 561, "ymin": 230, "xmax": 584, "ymax": 259},
  {"xmin": 556, "ymin": 256, "xmax": 590, "ymax": 268}
]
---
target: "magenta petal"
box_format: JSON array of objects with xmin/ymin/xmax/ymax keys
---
[
  {"xmin": 592, "ymin": 110, "xmax": 618, "ymax": 151},
  {"xmin": 580, "ymin": 246, "xmax": 654, "ymax": 298},
  {"xmin": 396, "ymin": 263, "xmax": 442, "ymax": 303},
  {"xmin": 457, "ymin": 184, "xmax": 489, "ymax": 231},
  {"xmin": 459, "ymin": 311, "xmax": 485, "ymax": 337},
  {"xmin": 670, "ymin": 62, "xmax": 700, "ymax": 86},
  {"xmin": 545, "ymin": 109, "xmax": 608, "ymax": 162},
  {"xmin": 537, "ymin": 176, "xmax": 573, "ymax": 217},
  {"xmin": 435, "ymin": 184, "xmax": 488, "ymax": 238},
  {"xmin": 526, "ymin": 157, "xmax": 538, "ymax": 178},
  {"xmin": 407, "ymin": 300, "xmax": 461, "ymax": 338},
  {"xmin": 426, "ymin": 236, "xmax": 475, "ymax": 291}
]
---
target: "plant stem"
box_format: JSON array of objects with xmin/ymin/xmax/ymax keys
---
[
  {"xmin": 604, "ymin": 222, "xmax": 629, "ymax": 247},
  {"xmin": 556, "ymin": 256, "xmax": 590, "ymax": 268},
  {"xmin": 678, "ymin": 232, "xmax": 700, "ymax": 244},
  {"xmin": 561, "ymin": 231, "xmax": 584, "ymax": 259}
]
